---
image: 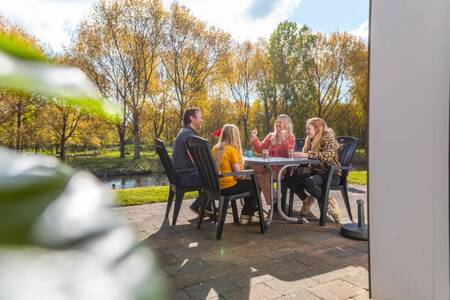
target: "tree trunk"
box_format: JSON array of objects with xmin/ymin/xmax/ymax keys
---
[
  {"xmin": 133, "ymin": 118, "xmax": 141, "ymax": 160},
  {"xmin": 243, "ymin": 115, "xmax": 249, "ymax": 148},
  {"xmin": 263, "ymin": 99, "xmax": 271, "ymax": 132},
  {"xmin": 117, "ymin": 124, "xmax": 126, "ymax": 159},
  {"xmin": 15, "ymin": 103, "xmax": 22, "ymax": 151},
  {"xmin": 59, "ymin": 134, "xmax": 66, "ymax": 160}
]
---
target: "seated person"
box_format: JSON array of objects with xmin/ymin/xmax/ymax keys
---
[
  {"xmin": 172, "ymin": 107, "xmax": 212, "ymax": 216},
  {"xmin": 286, "ymin": 117, "xmax": 342, "ymax": 222},
  {"xmin": 212, "ymin": 124, "xmax": 260, "ymax": 225},
  {"xmin": 251, "ymin": 114, "xmax": 295, "ymax": 208}
]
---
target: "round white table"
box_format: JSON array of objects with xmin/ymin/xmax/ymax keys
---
[{"xmin": 245, "ymin": 157, "xmax": 320, "ymax": 225}]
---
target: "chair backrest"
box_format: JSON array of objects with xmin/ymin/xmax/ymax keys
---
[
  {"xmin": 186, "ymin": 136, "xmax": 221, "ymax": 197},
  {"xmin": 336, "ymin": 136, "xmax": 358, "ymax": 176},
  {"xmin": 295, "ymin": 138, "xmax": 305, "ymax": 152},
  {"xmin": 155, "ymin": 138, "xmax": 178, "ymax": 186}
]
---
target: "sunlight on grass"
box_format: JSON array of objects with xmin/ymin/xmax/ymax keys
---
[
  {"xmin": 114, "ymin": 186, "xmax": 198, "ymax": 206},
  {"xmin": 114, "ymin": 171, "xmax": 366, "ymax": 207},
  {"xmin": 348, "ymin": 171, "xmax": 367, "ymax": 185}
]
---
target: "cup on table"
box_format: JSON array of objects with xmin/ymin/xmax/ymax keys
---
[
  {"xmin": 262, "ymin": 149, "xmax": 269, "ymax": 159},
  {"xmin": 244, "ymin": 149, "xmax": 253, "ymax": 158}
]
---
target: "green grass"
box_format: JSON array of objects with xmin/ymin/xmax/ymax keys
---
[
  {"xmin": 65, "ymin": 150, "xmax": 169, "ymax": 176},
  {"xmin": 347, "ymin": 171, "xmax": 367, "ymax": 185},
  {"xmin": 114, "ymin": 170, "xmax": 367, "ymax": 206},
  {"xmin": 114, "ymin": 186, "xmax": 198, "ymax": 206}
]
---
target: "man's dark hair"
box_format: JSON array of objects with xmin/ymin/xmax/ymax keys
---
[{"xmin": 182, "ymin": 107, "xmax": 200, "ymax": 126}]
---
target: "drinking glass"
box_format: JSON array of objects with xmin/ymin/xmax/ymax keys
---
[{"xmin": 288, "ymin": 149, "xmax": 294, "ymax": 159}]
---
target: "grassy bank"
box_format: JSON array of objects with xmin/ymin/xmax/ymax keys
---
[
  {"xmin": 63, "ymin": 148, "xmax": 366, "ymax": 177},
  {"xmin": 65, "ymin": 150, "xmax": 167, "ymax": 176},
  {"xmin": 114, "ymin": 171, "xmax": 367, "ymax": 206}
]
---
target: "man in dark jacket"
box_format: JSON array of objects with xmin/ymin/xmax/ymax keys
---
[{"xmin": 173, "ymin": 107, "xmax": 212, "ymax": 216}]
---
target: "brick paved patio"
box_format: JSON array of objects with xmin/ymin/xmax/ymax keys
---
[{"xmin": 116, "ymin": 184, "xmax": 369, "ymax": 300}]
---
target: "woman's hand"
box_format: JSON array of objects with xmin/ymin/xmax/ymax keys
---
[
  {"xmin": 278, "ymin": 129, "xmax": 288, "ymax": 142},
  {"xmin": 293, "ymin": 151, "xmax": 309, "ymax": 158},
  {"xmin": 251, "ymin": 129, "xmax": 258, "ymax": 139}
]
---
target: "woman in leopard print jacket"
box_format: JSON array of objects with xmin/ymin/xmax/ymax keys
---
[{"xmin": 286, "ymin": 117, "xmax": 342, "ymax": 223}]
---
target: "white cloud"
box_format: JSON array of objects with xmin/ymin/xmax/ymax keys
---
[
  {"xmin": 351, "ymin": 20, "xmax": 369, "ymax": 40},
  {"xmin": 0, "ymin": 0, "xmax": 301, "ymax": 52},
  {"xmin": 0, "ymin": 0, "xmax": 96, "ymax": 53},
  {"xmin": 162, "ymin": 0, "xmax": 301, "ymax": 42}
]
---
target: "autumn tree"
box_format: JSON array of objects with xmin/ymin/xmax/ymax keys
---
[
  {"xmin": 224, "ymin": 41, "xmax": 257, "ymax": 146},
  {"xmin": 307, "ymin": 32, "xmax": 355, "ymax": 121},
  {"xmin": 73, "ymin": 0, "xmax": 165, "ymax": 160},
  {"xmin": 46, "ymin": 99, "xmax": 84, "ymax": 160},
  {"xmin": 0, "ymin": 17, "xmax": 45, "ymax": 151},
  {"xmin": 254, "ymin": 39, "xmax": 277, "ymax": 132},
  {"xmin": 160, "ymin": 3, "xmax": 231, "ymax": 121}
]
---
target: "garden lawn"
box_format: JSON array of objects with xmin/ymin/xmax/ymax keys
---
[
  {"xmin": 115, "ymin": 186, "xmax": 198, "ymax": 206},
  {"xmin": 114, "ymin": 171, "xmax": 367, "ymax": 206}
]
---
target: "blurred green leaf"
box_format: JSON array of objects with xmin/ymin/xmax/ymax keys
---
[
  {"xmin": 0, "ymin": 32, "xmax": 47, "ymax": 62},
  {"xmin": 0, "ymin": 51, "xmax": 122, "ymax": 123}
]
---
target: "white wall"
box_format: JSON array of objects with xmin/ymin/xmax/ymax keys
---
[{"xmin": 369, "ymin": 0, "xmax": 449, "ymax": 299}]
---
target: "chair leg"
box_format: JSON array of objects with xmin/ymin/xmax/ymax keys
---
[
  {"xmin": 172, "ymin": 189, "xmax": 185, "ymax": 226},
  {"xmin": 216, "ymin": 196, "xmax": 230, "ymax": 240},
  {"xmin": 256, "ymin": 192, "xmax": 267, "ymax": 234},
  {"xmin": 288, "ymin": 187, "xmax": 295, "ymax": 217},
  {"xmin": 165, "ymin": 187, "xmax": 175, "ymax": 219},
  {"xmin": 231, "ymin": 200, "xmax": 239, "ymax": 224},
  {"xmin": 319, "ymin": 191, "xmax": 330, "ymax": 226},
  {"xmin": 341, "ymin": 184, "xmax": 354, "ymax": 222},
  {"xmin": 197, "ymin": 191, "xmax": 207, "ymax": 230}
]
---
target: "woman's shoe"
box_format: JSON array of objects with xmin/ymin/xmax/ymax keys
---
[
  {"xmin": 239, "ymin": 214, "xmax": 251, "ymax": 225},
  {"xmin": 300, "ymin": 196, "xmax": 315, "ymax": 215},
  {"xmin": 327, "ymin": 197, "xmax": 342, "ymax": 223},
  {"xmin": 250, "ymin": 211, "xmax": 268, "ymax": 224}
]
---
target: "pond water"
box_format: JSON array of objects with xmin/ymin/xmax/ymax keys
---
[{"xmin": 102, "ymin": 174, "xmax": 168, "ymax": 190}]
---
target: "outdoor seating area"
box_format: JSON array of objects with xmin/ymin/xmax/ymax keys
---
[
  {"xmin": 136, "ymin": 129, "xmax": 370, "ymax": 298},
  {"xmin": 117, "ymin": 185, "xmax": 369, "ymax": 299}
]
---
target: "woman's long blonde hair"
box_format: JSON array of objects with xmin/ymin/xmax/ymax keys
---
[
  {"xmin": 270, "ymin": 114, "xmax": 294, "ymax": 145},
  {"xmin": 212, "ymin": 124, "xmax": 243, "ymax": 172},
  {"xmin": 303, "ymin": 117, "xmax": 335, "ymax": 152}
]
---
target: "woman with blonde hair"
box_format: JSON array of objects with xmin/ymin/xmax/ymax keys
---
[
  {"xmin": 286, "ymin": 117, "xmax": 342, "ymax": 222},
  {"xmin": 251, "ymin": 114, "xmax": 295, "ymax": 207},
  {"xmin": 212, "ymin": 124, "xmax": 260, "ymax": 225}
]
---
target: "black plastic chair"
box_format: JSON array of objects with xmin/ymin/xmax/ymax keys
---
[
  {"xmin": 280, "ymin": 137, "xmax": 306, "ymax": 213},
  {"xmin": 155, "ymin": 138, "xmax": 205, "ymax": 226},
  {"xmin": 287, "ymin": 136, "xmax": 358, "ymax": 226},
  {"xmin": 295, "ymin": 138, "xmax": 305, "ymax": 151},
  {"xmin": 186, "ymin": 136, "xmax": 267, "ymax": 240}
]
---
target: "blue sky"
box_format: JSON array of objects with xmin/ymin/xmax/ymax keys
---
[
  {"xmin": 291, "ymin": 0, "xmax": 369, "ymax": 33},
  {"xmin": 0, "ymin": 0, "xmax": 369, "ymax": 52}
]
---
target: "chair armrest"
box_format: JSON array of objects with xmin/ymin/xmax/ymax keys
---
[{"xmin": 219, "ymin": 169, "xmax": 256, "ymax": 178}]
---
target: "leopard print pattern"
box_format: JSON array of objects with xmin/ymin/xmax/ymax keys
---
[{"xmin": 306, "ymin": 131, "xmax": 341, "ymax": 176}]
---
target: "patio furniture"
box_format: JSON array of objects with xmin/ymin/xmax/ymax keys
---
[
  {"xmin": 186, "ymin": 136, "xmax": 266, "ymax": 240},
  {"xmin": 287, "ymin": 136, "xmax": 359, "ymax": 225},
  {"xmin": 279, "ymin": 137, "xmax": 305, "ymax": 213},
  {"xmin": 155, "ymin": 138, "xmax": 205, "ymax": 226},
  {"xmin": 245, "ymin": 157, "xmax": 320, "ymax": 225}
]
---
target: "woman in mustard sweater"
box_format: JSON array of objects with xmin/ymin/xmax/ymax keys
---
[{"xmin": 212, "ymin": 124, "xmax": 260, "ymax": 225}]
